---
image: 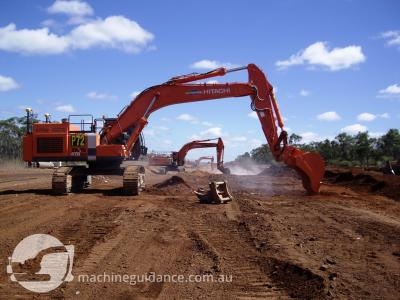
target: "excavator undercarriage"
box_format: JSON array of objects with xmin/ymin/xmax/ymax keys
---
[{"xmin": 51, "ymin": 165, "xmax": 145, "ymax": 196}]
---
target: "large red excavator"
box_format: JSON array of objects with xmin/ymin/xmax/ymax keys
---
[
  {"xmin": 171, "ymin": 138, "xmax": 230, "ymax": 174},
  {"xmin": 23, "ymin": 63, "xmax": 325, "ymax": 195}
]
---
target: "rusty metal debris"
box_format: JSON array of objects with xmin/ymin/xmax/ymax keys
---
[{"xmin": 194, "ymin": 180, "xmax": 233, "ymax": 204}]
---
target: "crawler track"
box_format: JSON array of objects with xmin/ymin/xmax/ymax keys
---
[
  {"xmin": 123, "ymin": 165, "xmax": 145, "ymax": 195},
  {"xmin": 52, "ymin": 166, "xmax": 73, "ymax": 194}
]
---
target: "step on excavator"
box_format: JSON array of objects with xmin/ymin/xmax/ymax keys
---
[{"xmin": 23, "ymin": 63, "xmax": 325, "ymax": 195}]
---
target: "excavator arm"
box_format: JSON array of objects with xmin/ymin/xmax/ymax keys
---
[{"xmin": 101, "ymin": 64, "xmax": 325, "ymax": 194}]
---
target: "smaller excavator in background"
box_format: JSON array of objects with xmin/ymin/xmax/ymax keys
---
[
  {"xmin": 149, "ymin": 138, "xmax": 229, "ymax": 174},
  {"xmin": 172, "ymin": 138, "xmax": 230, "ymax": 174},
  {"xmin": 195, "ymin": 156, "xmax": 214, "ymax": 170}
]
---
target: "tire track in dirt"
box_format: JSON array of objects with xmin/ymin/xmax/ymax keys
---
[{"xmin": 188, "ymin": 205, "xmax": 290, "ymax": 299}]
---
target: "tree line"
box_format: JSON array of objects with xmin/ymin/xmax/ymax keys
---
[{"xmin": 236, "ymin": 129, "xmax": 400, "ymax": 167}]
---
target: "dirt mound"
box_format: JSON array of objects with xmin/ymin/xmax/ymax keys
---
[
  {"xmin": 258, "ymin": 164, "xmax": 296, "ymax": 176},
  {"xmin": 153, "ymin": 176, "xmax": 190, "ymax": 188},
  {"xmin": 148, "ymin": 175, "xmax": 193, "ymax": 196},
  {"xmin": 324, "ymin": 169, "xmax": 400, "ymax": 202},
  {"xmin": 185, "ymin": 170, "xmax": 210, "ymax": 177}
]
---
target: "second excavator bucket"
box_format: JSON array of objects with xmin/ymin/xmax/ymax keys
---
[
  {"xmin": 209, "ymin": 181, "xmax": 233, "ymax": 204},
  {"xmin": 288, "ymin": 150, "xmax": 325, "ymax": 195},
  {"xmin": 194, "ymin": 180, "xmax": 234, "ymax": 204}
]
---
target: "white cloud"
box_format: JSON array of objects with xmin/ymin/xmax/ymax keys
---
[
  {"xmin": 176, "ymin": 113, "xmax": 197, "ymax": 122},
  {"xmin": 47, "ymin": 0, "xmax": 94, "ymax": 17},
  {"xmin": 68, "ymin": 16, "xmax": 154, "ymax": 53},
  {"xmin": 317, "ymin": 111, "xmax": 341, "ymax": 121},
  {"xmin": 55, "ymin": 104, "xmax": 75, "ymax": 113},
  {"xmin": 276, "ymin": 41, "xmax": 366, "ymax": 71},
  {"xmin": 357, "ymin": 112, "xmax": 390, "ymax": 121},
  {"xmin": 41, "ymin": 19, "xmax": 58, "ymax": 28},
  {"xmin": 0, "ymin": 75, "xmax": 19, "ymax": 91},
  {"xmin": 357, "ymin": 112, "xmax": 376, "ymax": 122},
  {"xmin": 130, "ymin": 91, "xmax": 140, "ymax": 98},
  {"xmin": 249, "ymin": 138, "xmax": 263, "ymax": 148},
  {"xmin": 378, "ymin": 84, "xmax": 400, "ymax": 98},
  {"xmin": 299, "ymin": 132, "xmax": 320, "ymax": 144},
  {"xmin": 229, "ymin": 136, "xmax": 247, "ymax": 142},
  {"xmin": 0, "ymin": 23, "xmax": 69, "ymax": 55},
  {"xmin": 201, "ymin": 121, "xmax": 213, "ymax": 127},
  {"xmin": 248, "ymin": 111, "xmax": 258, "ymax": 119},
  {"xmin": 381, "ymin": 30, "xmax": 400, "ymax": 47},
  {"xmin": 87, "ymin": 91, "xmax": 117, "ymax": 100},
  {"xmin": 379, "ymin": 112, "xmax": 390, "ymax": 119},
  {"xmin": 0, "ymin": 16, "xmax": 154, "ymax": 55},
  {"xmin": 299, "ymin": 89, "xmax": 310, "ymax": 96},
  {"xmin": 190, "ymin": 59, "xmax": 240, "ymax": 70},
  {"xmin": 369, "ymin": 132, "xmax": 385, "ymax": 138},
  {"xmin": 283, "ymin": 126, "xmax": 292, "ymax": 132},
  {"xmin": 340, "ymin": 124, "xmax": 367, "ymax": 135},
  {"xmin": 154, "ymin": 125, "xmax": 169, "ymax": 131},
  {"xmin": 143, "ymin": 128, "xmax": 155, "ymax": 136},
  {"xmin": 200, "ymin": 127, "xmax": 222, "ymax": 136}
]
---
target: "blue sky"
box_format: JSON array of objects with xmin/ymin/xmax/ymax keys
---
[{"xmin": 0, "ymin": 0, "xmax": 399, "ymax": 161}]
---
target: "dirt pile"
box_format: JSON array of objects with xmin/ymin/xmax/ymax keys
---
[
  {"xmin": 324, "ymin": 168, "xmax": 400, "ymax": 202},
  {"xmin": 148, "ymin": 175, "xmax": 193, "ymax": 196},
  {"xmin": 257, "ymin": 164, "xmax": 297, "ymax": 177}
]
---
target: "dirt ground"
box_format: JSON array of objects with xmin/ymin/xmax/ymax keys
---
[{"xmin": 0, "ymin": 164, "xmax": 399, "ymax": 299}]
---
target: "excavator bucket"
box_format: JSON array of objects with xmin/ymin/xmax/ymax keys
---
[
  {"xmin": 194, "ymin": 180, "xmax": 234, "ymax": 204},
  {"xmin": 209, "ymin": 181, "xmax": 233, "ymax": 203},
  {"xmin": 291, "ymin": 151, "xmax": 325, "ymax": 195}
]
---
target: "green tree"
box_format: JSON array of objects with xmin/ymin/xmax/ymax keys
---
[
  {"xmin": 250, "ymin": 144, "xmax": 273, "ymax": 163},
  {"xmin": 235, "ymin": 151, "xmax": 251, "ymax": 162},
  {"xmin": 335, "ymin": 133, "xmax": 355, "ymax": 162},
  {"xmin": 354, "ymin": 132, "xmax": 371, "ymax": 166},
  {"xmin": 379, "ymin": 129, "xmax": 400, "ymax": 160},
  {"xmin": 289, "ymin": 133, "xmax": 302, "ymax": 145},
  {"xmin": 0, "ymin": 117, "xmax": 26, "ymax": 160}
]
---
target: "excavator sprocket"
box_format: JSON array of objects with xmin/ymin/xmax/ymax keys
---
[{"xmin": 123, "ymin": 166, "xmax": 145, "ymax": 196}]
